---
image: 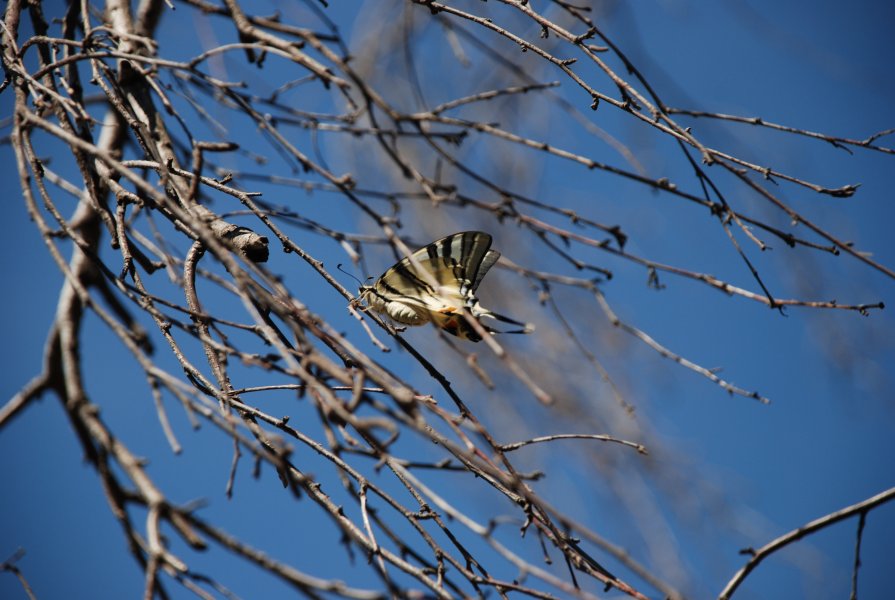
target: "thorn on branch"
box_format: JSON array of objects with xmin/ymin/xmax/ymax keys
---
[
  {"xmin": 573, "ymin": 27, "xmax": 597, "ymax": 44},
  {"xmin": 485, "ymin": 519, "xmax": 497, "ymax": 536},
  {"xmin": 520, "ymin": 511, "xmax": 533, "ymax": 537},
  {"xmin": 647, "ymin": 267, "xmax": 665, "ymax": 290},
  {"xmin": 829, "ymin": 139, "xmax": 853, "ymax": 155}
]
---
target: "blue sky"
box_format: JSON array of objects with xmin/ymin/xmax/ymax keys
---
[{"xmin": 2, "ymin": 1, "xmax": 894, "ymax": 599}]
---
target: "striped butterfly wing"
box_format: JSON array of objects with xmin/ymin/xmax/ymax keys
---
[
  {"xmin": 362, "ymin": 231, "xmax": 530, "ymax": 341},
  {"xmin": 375, "ymin": 231, "xmax": 496, "ymax": 310}
]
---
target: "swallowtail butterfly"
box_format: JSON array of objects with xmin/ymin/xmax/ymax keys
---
[{"xmin": 359, "ymin": 231, "xmax": 533, "ymax": 342}]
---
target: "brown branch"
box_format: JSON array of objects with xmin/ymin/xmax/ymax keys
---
[
  {"xmin": 719, "ymin": 486, "xmax": 895, "ymax": 600},
  {"xmin": 498, "ymin": 433, "xmax": 647, "ymax": 454}
]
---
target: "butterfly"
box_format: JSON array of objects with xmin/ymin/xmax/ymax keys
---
[{"xmin": 359, "ymin": 231, "xmax": 534, "ymax": 342}]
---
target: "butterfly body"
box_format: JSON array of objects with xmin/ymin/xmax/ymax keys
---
[{"xmin": 359, "ymin": 231, "xmax": 531, "ymax": 342}]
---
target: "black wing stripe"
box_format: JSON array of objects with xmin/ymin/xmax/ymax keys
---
[
  {"xmin": 426, "ymin": 240, "xmax": 441, "ymax": 265},
  {"xmin": 450, "ymin": 234, "xmax": 461, "ymax": 267},
  {"xmin": 460, "ymin": 232, "xmax": 474, "ymax": 270},
  {"xmin": 457, "ymin": 232, "xmax": 491, "ymax": 289},
  {"xmin": 385, "ymin": 263, "xmax": 435, "ymax": 295},
  {"xmin": 472, "ymin": 249, "xmax": 499, "ymax": 293},
  {"xmin": 372, "ymin": 231, "xmax": 494, "ymax": 304}
]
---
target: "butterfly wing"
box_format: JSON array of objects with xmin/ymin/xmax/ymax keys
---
[
  {"xmin": 361, "ymin": 231, "xmax": 532, "ymax": 341},
  {"xmin": 377, "ymin": 231, "xmax": 493, "ymax": 309},
  {"xmin": 472, "ymin": 249, "xmax": 500, "ymax": 294}
]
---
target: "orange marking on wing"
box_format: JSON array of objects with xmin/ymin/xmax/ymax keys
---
[{"xmin": 442, "ymin": 317, "xmax": 459, "ymax": 334}]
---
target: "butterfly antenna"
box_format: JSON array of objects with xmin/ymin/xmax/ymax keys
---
[{"xmin": 336, "ymin": 263, "xmax": 365, "ymax": 287}]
